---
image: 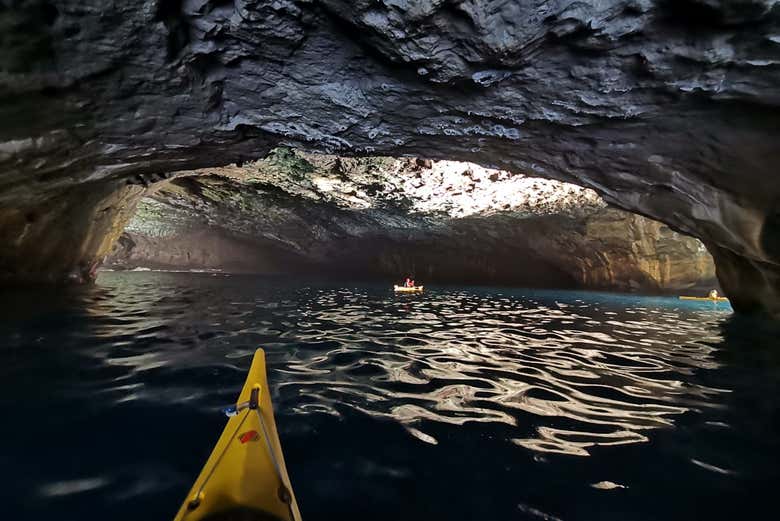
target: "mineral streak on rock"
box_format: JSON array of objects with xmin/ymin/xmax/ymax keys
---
[
  {"xmin": 1, "ymin": 1, "xmax": 779, "ymax": 314},
  {"xmin": 106, "ymin": 152, "xmax": 717, "ymax": 293}
]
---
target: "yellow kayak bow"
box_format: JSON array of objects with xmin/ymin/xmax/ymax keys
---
[{"xmin": 173, "ymin": 349, "xmax": 300, "ymax": 521}]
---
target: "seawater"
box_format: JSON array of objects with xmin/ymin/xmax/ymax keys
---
[{"xmin": 1, "ymin": 271, "xmax": 778, "ymax": 520}]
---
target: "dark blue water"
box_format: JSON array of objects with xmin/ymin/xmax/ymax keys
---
[{"xmin": 1, "ymin": 271, "xmax": 778, "ymax": 521}]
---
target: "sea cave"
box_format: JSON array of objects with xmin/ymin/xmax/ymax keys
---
[{"xmin": 1, "ymin": 2, "xmax": 780, "ymax": 520}]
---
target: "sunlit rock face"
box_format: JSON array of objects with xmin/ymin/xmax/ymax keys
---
[
  {"xmin": 1, "ymin": 1, "xmax": 778, "ymax": 312},
  {"xmin": 0, "ymin": 182, "xmax": 145, "ymax": 283},
  {"xmin": 106, "ymin": 152, "xmax": 717, "ymax": 293}
]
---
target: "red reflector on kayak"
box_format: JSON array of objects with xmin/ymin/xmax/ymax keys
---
[{"xmin": 238, "ymin": 430, "xmax": 260, "ymax": 444}]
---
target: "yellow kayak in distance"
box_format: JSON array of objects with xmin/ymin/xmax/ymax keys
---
[
  {"xmin": 173, "ymin": 349, "xmax": 300, "ymax": 521},
  {"xmin": 394, "ymin": 285, "xmax": 424, "ymax": 293},
  {"xmin": 679, "ymin": 296, "xmax": 730, "ymax": 302}
]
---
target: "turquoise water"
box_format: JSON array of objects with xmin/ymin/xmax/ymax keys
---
[{"xmin": 1, "ymin": 271, "xmax": 777, "ymax": 520}]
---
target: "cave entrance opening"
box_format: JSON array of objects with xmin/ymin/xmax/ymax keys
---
[{"xmin": 102, "ymin": 148, "xmax": 718, "ymax": 295}]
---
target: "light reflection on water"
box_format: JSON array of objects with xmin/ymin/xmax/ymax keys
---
[
  {"xmin": 2, "ymin": 271, "xmax": 778, "ymax": 521},
  {"xmin": 276, "ymin": 288, "xmax": 728, "ymax": 457}
]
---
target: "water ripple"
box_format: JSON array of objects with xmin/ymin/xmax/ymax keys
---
[
  {"xmin": 4, "ymin": 272, "xmax": 761, "ymax": 521},
  {"xmin": 247, "ymin": 285, "xmax": 732, "ymax": 457}
]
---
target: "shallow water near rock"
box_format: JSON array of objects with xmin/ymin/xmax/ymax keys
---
[{"xmin": 1, "ymin": 272, "xmax": 778, "ymax": 520}]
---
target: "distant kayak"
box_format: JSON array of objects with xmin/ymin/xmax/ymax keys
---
[
  {"xmin": 679, "ymin": 296, "xmax": 729, "ymax": 302},
  {"xmin": 173, "ymin": 349, "xmax": 300, "ymax": 521},
  {"xmin": 394, "ymin": 285, "xmax": 424, "ymax": 293}
]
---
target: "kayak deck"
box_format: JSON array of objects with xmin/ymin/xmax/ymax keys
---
[
  {"xmin": 173, "ymin": 349, "xmax": 299, "ymax": 521},
  {"xmin": 679, "ymin": 296, "xmax": 729, "ymax": 302},
  {"xmin": 394, "ymin": 285, "xmax": 424, "ymax": 293}
]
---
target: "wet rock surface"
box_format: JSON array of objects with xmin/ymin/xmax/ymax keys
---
[
  {"xmin": 1, "ymin": 1, "xmax": 778, "ymax": 313},
  {"xmin": 106, "ymin": 153, "xmax": 717, "ymax": 293}
]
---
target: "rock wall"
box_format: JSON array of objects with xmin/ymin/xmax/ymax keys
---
[
  {"xmin": 518, "ymin": 208, "xmax": 718, "ymax": 292},
  {"xmin": 1, "ymin": 1, "xmax": 778, "ymax": 313},
  {"xmin": 106, "ymin": 152, "xmax": 717, "ymax": 293},
  {"xmin": 0, "ymin": 181, "xmax": 145, "ymax": 284}
]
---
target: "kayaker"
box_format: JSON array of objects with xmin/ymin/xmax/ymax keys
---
[
  {"xmin": 404, "ymin": 277, "xmax": 412, "ymax": 287},
  {"xmin": 709, "ymin": 289, "xmax": 719, "ymax": 299}
]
